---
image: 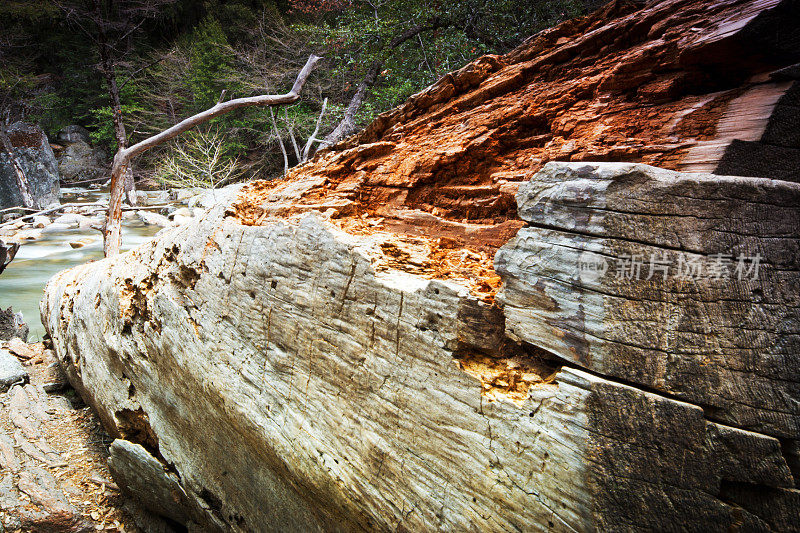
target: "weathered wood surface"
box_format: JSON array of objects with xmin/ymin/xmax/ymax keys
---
[
  {"xmin": 496, "ymin": 162, "xmax": 800, "ymax": 441},
  {"xmin": 42, "ymin": 185, "xmax": 799, "ymax": 530}
]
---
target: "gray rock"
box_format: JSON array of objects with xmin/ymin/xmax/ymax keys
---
[
  {"xmin": 135, "ymin": 190, "xmax": 170, "ymax": 207},
  {"xmin": 0, "ymin": 122, "xmax": 60, "ymax": 209},
  {"xmin": 55, "ymin": 125, "xmax": 91, "ymax": 144},
  {"xmin": 0, "ymin": 348, "xmax": 27, "ymax": 391},
  {"xmin": 169, "ymin": 188, "xmax": 202, "ymax": 203},
  {"xmin": 170, "ymin": 214, "xmax": 192, "ymax": 226},
  {"xmin": 0, "ymin": 307, "xmax": 28, "ymax": 342},
  {"xmin": 57, "ymin": 140, "xmax": 106, "ymax": 182},
  {"xmin": 136, "ymin": 211, "xmax": 170, "ymax": 227},
  {"xmin": 52, "ymin": 213, "xmax": 88, "ymax": 228},
  {"xmin": 188, "ymin": 184, "xmax": 244, "ymax": 210},
  {"xmin": 0, "ymin": 240, "xmax": 18, "ymax": 275},
  {"xmin": 32, "ymin": 216, "xmax": 50, "ymax": 228}
]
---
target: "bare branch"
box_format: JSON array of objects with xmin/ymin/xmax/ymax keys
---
[
  {"xmin": 103, "ymin": 54, "xmax": 322, "ymax": 256},
  {"xmin": 285, "ymin": 108, "xmax": 302, "ymax": 163},
  {"xmin": 270, "ymin": 108, "xmax": 289, "ymax": 176},
  {"xmin": 302, "ymin": 98, "xmax": 328, "ymax": 162},
  {"xmin": 123, "ymin": 55, "xmax": 321, "ymax": 160}
]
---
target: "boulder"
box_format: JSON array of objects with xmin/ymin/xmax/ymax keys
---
[
  {"xmin": 57, "ymin": 140, "xmax": 106, "ymax": 182},
  {"xmin": 0, "ymin": 240, "xmax": 18, "ymax": 275},
  {"xmin": 0, "ymin": 122, "xmax": 60, "ymax": 209},
  {"xmin": 136, "ymin": 211, "xmax": 170, "ymax": 227},
  {"xmin": 52, "ymin": 213, "xmax": 89, "ymax": 228},
  {"xmin": 55, "ymin": 125, "xmax": 91, "ymax": 145},
  {"xmin": 0, "ymin": 348, "xmax": 27, "ymax": 391},
  {"xmin": 0, "ymin": 307, "xmax": 28, "ymax": 342},
  {"xmin": 32, "ymin": 216, "xmax": 51, "ymax": 228}
]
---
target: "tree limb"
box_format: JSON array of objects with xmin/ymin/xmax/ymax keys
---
[
  {"xmin": 317, "ymin": 18, "xmax": 444, "ymax": 152},
  {"xmin": 103, "ymin": 54, "xmax": 322, "ymax": 257},
  {"xmin": 270, "ymin": 108, "xmax": 289, "ymax": 176},
  {"xmin": 302, "ymin": 97, "xmax": 328, "ymax": 162}
]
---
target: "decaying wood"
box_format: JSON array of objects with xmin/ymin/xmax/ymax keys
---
[
  {"xmin": 42, "ymin": 174, "xmax": 800, "ymax": 529},
  {"xmin": 496, "ymin": 161, "xmax": 800, "ymax": 439},
  {"xmin": 102, "ymin": 54, "xmax": 321, "ymax": 256}
]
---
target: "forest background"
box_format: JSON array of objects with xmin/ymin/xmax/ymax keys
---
[{"xmin": 0, "ymin": 0, "xmax": 599, "ymax": 186}]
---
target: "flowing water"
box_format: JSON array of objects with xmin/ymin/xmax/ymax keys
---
[{"xmin": 0, "ymin": 188, "xmax": 163, "ymax": 340}]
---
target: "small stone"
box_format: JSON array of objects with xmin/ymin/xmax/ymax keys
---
[
  {"xmin": 53, "ymin": 213, "xmax": 87, "ymax": 228},
  {"xmin": 7, "ymin": 337, "xmax": 35, "ymax": 359},
  {"xmin": 0, "ymin": 348, "xmax": 28, "ymax": 391},
  {"xmin": 14, "ymin": 229, "xmax": 42, "ymax": 241},
  {"xmin": 32, "ymin": 216, "xmax": 51, "ymax": 228},
  {"xmin": 171, "ymin": 214, "xmax": 192, "ymax": 226},
  {"xmin": 69, "ymin": 238, "xmax": 95, "ymax": 249},
  {"xmin": 136, "ymin": 211, "xmax": 170, "ymax": 227}
]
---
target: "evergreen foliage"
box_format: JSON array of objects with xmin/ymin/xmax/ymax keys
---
[{"xmin": 0, "ymin": 0, "xmax": 600, "ymax": 184}]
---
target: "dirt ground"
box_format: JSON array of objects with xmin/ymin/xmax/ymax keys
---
[{"xmin": 0, "ymin": 340, "xmax": 145, "ymax": 533}]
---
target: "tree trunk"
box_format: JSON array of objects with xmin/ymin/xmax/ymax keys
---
[
  {"xmin": 317, "ymin": 18, "xmax": 444, "ymax": 152},
  {"xmin": 96, "ymin": 1, "xmax": 137, "ymax": 207},
  {"xmin": 318, "ymin": 61, "xmax": 381, "ymax": 151},
  {"xmin": 103, "ymin": 151, "xmax": 128, "ymax": 257}
]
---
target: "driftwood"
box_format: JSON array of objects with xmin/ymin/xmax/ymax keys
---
[{"xmin": 103, "ymin": 54, "xmax": 321, "ymax": 256}]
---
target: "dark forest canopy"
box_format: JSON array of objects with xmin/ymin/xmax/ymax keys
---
[{"xmin": 0, "ymin": 0, "xmax": 600, "ymax": 182}]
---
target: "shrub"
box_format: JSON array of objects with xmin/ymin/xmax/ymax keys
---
[{"xmin": 155, "ymin": 129, "xmax": 243, "ymax": 189}]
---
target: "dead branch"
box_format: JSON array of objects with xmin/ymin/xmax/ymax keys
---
[
  {"xmin": 270, "ymin": 108, "xmax": 289, "ymax": 176},
  {"xmin": 103, "ymin": 54, "xmax": 322, "ymax": 256},
  {"xmin": 302, "ymin": 98, "xmax": 328, "ymax": 162}
]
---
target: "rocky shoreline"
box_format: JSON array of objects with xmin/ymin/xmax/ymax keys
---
[
  {"xmin": 0, "ymin": 187, "xmax": 222, "ymax": 251},
  {"xmin": 0, "ymin": 338, "xmax": 155, "ymax": 532}
]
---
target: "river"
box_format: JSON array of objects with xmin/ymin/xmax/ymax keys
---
[{"xmin": 0, "ymin": 187, "xmax": 162, "ymax": 340}]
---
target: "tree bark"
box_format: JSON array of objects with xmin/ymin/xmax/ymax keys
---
[
  {"xmin": 103, "ymin": 54, "xmax": 322, "ymax": 257},
  {"xmin": 318, "ymin": 61, "xmax": 381, "ymax": 151}
]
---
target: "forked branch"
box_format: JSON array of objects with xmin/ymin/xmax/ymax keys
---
[{"xmin": 103, "ymin": 54, "xmax": 322, "ymax": 256}]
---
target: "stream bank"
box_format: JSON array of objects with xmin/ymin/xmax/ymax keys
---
[{"xmin": 0, "ymin": 187, "xmax": 209, "ymax": 340}]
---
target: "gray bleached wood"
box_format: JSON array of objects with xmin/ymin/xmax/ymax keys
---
[
  {"xmin": 496, "ymin": 162, "xmax": 800, "ymax": 439},
  {"xmin": 41, "ymin": 179, "xmax": 799, "ymax": 530}
]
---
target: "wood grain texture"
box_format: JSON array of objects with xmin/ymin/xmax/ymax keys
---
[
  {"xmin": 41, "ymin": 179, "xmax": 799, "ymax": 530},
  {"xmin": 497, "ymin": 162, "xmax": 800, "ymax": 439}
]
